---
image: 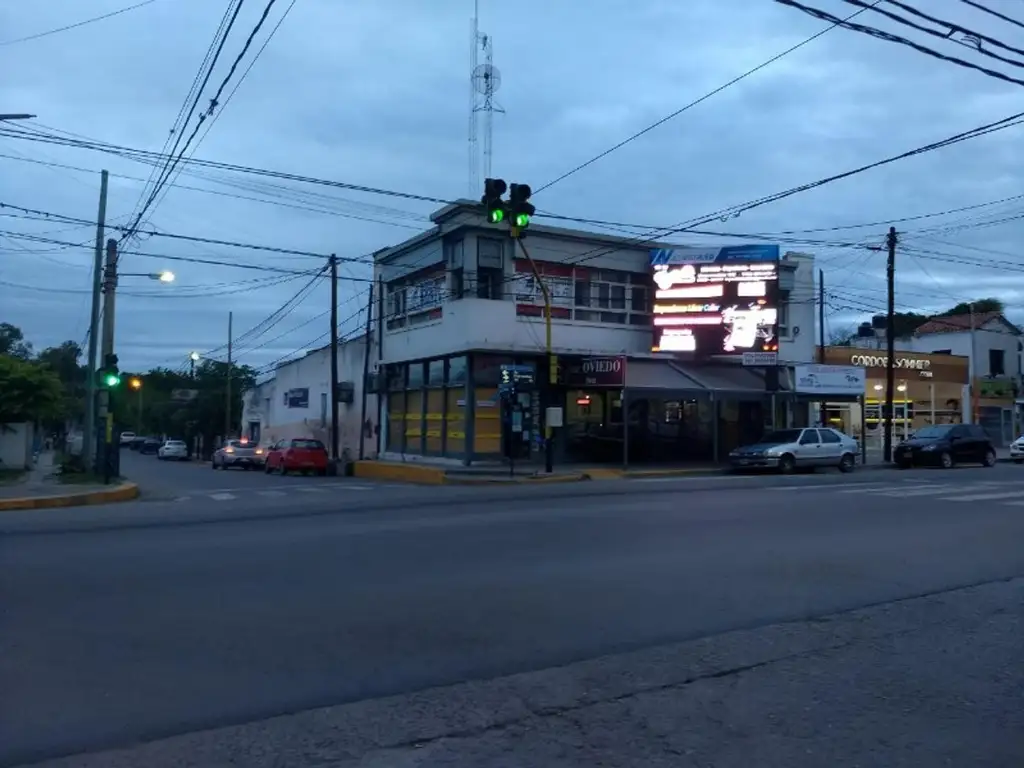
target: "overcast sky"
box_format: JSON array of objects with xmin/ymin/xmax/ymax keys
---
[{"xmin": 2, "ymin": 0, "xmax": 1022, "ymax": 373}]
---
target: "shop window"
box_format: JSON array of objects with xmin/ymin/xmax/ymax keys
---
[
  {"xmin": 447, "ymin": 356, "xmax": 468, "ymax": 386},
  {"xmin": 425, "ymin": 390, "xmax": 445, "ymax": 453},
  {"xmin": 407, "ymin": 361, "xmax": 425, "ymax": 389},
  {"xmin": 630, "ymin": 285, "xmax": 649, "ymax": 313},
  {"xmin": 387, "ymin": 392, "xmax": 405, "ymax": 453},
  {"xmin": 387, "ymin": 363, "xmax": 406, "ymax": 391},
  {"xmin": 405, "ymin": 390, "xmax": 424, "ymax": 453},
  {"xmin": 476, "ymin": 267, "xmax": 504, "ymax": 299},
  {"xmin": 446, "ymin": 388, "xmax": 466, "ymax": 455},
  {"xmin": 427, "ymin": 359, "xmax": 445, "ymax": 387},
  {"xmin": 574, "ymin": 270, "xmax": 649, "ymax": 326},
  {"xmin": 451, "ymin": 268, "xmax": 465, "ymax": 298}
]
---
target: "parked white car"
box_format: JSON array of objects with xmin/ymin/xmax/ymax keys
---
[
  {"xmin": 157, "ymin": 440, "xmax": 189, "ymax": 461},
  {"xmin": 119, "ymin": 431, "xmax": 136, "ymax": 446},
  {"xmin": 1010, "ymin": 435, "xmax": 1024, "ymax": 464}
]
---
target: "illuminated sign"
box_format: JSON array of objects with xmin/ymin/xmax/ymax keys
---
[
  {"xmin": 849, "ymin": 354, "xmax": 931, "ymax": 371},
  {"xmin": 650, "ymin": 247, "xmax": 780, "ymax": 356}
]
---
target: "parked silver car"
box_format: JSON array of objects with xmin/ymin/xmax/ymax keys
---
[{"xmin": 729, "ymin": 427, "xmax": 859, "ymax": 473}]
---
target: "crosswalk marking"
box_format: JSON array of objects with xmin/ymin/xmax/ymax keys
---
[
  {"xmin": 293, "ymin": 487, "xmax": 324, "ymax": 493},
  {"xmin": 946, "ymin": 491, "xmax": 1023, "ymax": 502},
  {"xmin": 210, "ymin": 492, "xmax": 236, "ymax": 501}
]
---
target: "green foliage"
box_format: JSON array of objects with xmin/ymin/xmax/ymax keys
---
[
  {"xmin": 0, "ymin": 322, "xmax": 33, "ymax": 359},
  {"xmin": 0, "ymin": 354, "xmax": 63, "ymax": 425}
]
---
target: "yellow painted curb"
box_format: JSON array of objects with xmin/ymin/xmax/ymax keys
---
[
  {"xmin": 0, "ymin": 482, "xmax": 140, "ymax": 512},
  {"xmin": 623, "ymin": 468, "xmax": 719, "ymax": 478},
  {"xmin": 354, "ymin": 460, "xmax": 446, "ymax": 485},
  {"xmin": 443, "ymin": 472, "xmax": 590, "ymax": 486},
  {"xmin": 582, "ymin": 468, "xmax": 625, "ymax": 480}
]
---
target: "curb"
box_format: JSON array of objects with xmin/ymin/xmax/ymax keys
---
[
  {"xmin": 0, "ymin": 482, "xmax": 140, "ymax": 511},
  {"xmin": 353, "ymin": 461, "xmax": 447, "ymax": 485},
  {"xmin": 443, "ymin": 472, "xmax": 590, "ymax": 486}
]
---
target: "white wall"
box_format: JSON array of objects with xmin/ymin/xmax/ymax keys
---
[
  {"xmin": 909, "ymin": 320, "xmax": 1022, "ymax": 380},
  {"xmin": 780, "ymin": 252, "xmax": 816, "ymax": 364},
  {"xmin": 0, "ymin": 423, "xmax": 33, "ymax": 470},
  {"xmin": 240, "ymin": 338, "xmax": 378, "ymax": 459}
]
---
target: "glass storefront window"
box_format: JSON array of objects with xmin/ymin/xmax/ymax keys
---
[
  {"xmin": 427, "ymin": 359, "xmax": 445, "ymax": 387},
  {"xmin": 448, "ymin": 356, "xmax": 467, "ymax": 386},
  {"xmin": 407, "ymin": 361, "xmax": 425, "ymax": 389}
]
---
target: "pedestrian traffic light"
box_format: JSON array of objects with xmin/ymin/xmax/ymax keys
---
[
  {"xmin": 100, "ymin": 352, "xmax": 121, "ymax": 388},
  {"xmin": 481, "ymin": 177, "xmax": 507, "ymax": 224},
  {"xmin": 508, "ymin": 183, "xmax": 534, "ymax": 230}
]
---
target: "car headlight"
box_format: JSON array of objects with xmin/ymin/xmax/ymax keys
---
[
  {"xmin": 764, "ymin": 448, "xmax": 782, "ymax": 457},
  {"xmin": 921, "ymin": 444, "xmax": 937, "ymax": 451}
]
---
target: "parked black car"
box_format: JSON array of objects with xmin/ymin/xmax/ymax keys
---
[
  {"xmin": 129, "ymin": 436, "xmax": 148, "ymax": 451},
  {"xmin": 139, "ymin": 438, "xmax": 162, "ymax": 455},
  {"xmin": 894, "ymin": 424, "xmax": 997, "ymax": 469}
]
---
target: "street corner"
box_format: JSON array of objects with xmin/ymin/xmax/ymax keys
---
[
  {"xmin": 353, "ymin": 460, "xmax": 447, "ymax": 485},
  {"xmin": 0, "ymin": 482, "xmax": 140, "ymax": 512}
]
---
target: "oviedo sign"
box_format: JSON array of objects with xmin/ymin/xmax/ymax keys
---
[
  {"xmin": 566, "ymin": 356, "xmax": 626, "ymax": 387},
  {"xmin": 849, "ymin": 354, "xmax": 931, "ymax": 372}
]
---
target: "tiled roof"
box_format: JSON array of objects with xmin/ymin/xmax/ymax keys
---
[{"xmin": 914, "ymin": 311, "xmax": 1004, "ymax": 336}]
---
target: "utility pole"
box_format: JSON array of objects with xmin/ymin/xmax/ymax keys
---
[
  {"xmin": 98, "ymin": 237, "xmax": 118, "ymax": 479},
  {"xmin": 83, "ymin": 170, "xmax": 108, "ymax": 470},
  {"xmin": 514, "ymin": 237, "xmax": 554, "ymax": 473},
  {"xmin": 883, "ymin": 227, "xmax": 898, "ymax": 463},
  {"xmin": 358, "ymin": 282, "xmax": 374, "ymax": 461},
  {"xmin": 225, "ymin": 312, "xmax": 233, "ymax": 440},
  {"xmin": 329, "ymin": 255, "xmax": 340, "ymax": 465},
  {"xmin": 818, "ymin": 268, "xmax": 826, "ymax": 426}
]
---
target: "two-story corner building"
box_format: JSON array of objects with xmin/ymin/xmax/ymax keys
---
[
  {"xmin": 910, "ymin": 312, "xmax": 1022, "ymax": 443},
  {"xmin": 839, "ymin": 311, "xmax": 1022, "ymax": 443},
  {"xmin": 240, "ymin": 336, "xmax": 377, "ymax": 459},
  {"xmin": 373, "ymin": 200, "xmax": 821, "ymax": 466}
]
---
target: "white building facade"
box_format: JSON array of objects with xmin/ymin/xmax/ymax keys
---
[
  {"xmin": 371, "ymin": 201, "xmax": 821, "ymax": 466},
  {"xmin": 240, "ymin": 337, "xmax": 378, "ymax": 460}
]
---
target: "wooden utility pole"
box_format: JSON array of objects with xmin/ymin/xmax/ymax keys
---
[
  {"xmin": 225, "ymin": 311, "xmax": 233, "ymax": 440},
  {"xmin": 358, "ymin": 283, "xmax": 374, "ymax": 460},
  {"xmin": 883, "ymin": 227, "xmax": 898, "ymax": 463},
  {"xmin": 818, "ymin": 268, "xmax": 826, "ymax": 426},
  {"xmin": 329, "ymin": 256, "xmax": 340, "ymax": 463},
  {"xmin": 83, "ymin": 170, "xmax": 108, "ymax": 470}
]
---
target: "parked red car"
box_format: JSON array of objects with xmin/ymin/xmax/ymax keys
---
[{"xmin": 263, "ymin": 438, "xmax": 328, "ymax": 475}]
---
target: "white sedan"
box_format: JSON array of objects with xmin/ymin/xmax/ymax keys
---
[
  {"xmin": 157, "ymin": 440, "xmax": 189, "ymax": 461},
  {"xmin": 1011, "ymin": 435, "xmax": 1024, "ymax": 464}
]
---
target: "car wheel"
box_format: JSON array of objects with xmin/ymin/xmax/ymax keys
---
[
  {"xmin": 778, "ymin": 454, "xmax": 796, "ymax": 474},
  {"xmin": 838, "ymin": 453, "xmax": 855, "ymax": 473},
  {"xmin": 939, "ymin": 451, "xmax": 953, "ymax": 469},
  {"xmin": 983, "ymin": 449, "xmax": 997, "ymax": 467}
]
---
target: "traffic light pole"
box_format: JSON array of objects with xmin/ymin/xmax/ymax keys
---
[
  {"xmin": 98, "ymin": 237, "xmax": 120, "ymax": 483},
  {"xmin": 514, "ymin": 235, "xmax": 555, "ymax": 473}
]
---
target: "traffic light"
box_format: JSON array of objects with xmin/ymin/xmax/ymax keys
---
[
  {"xmin": 481, "ymin": 177, "xmax": 507, "ymax": 224},
  {"xmin": 99, "ymin": 352, "xmax": 121, "ymax": 388},
  {"xmin": 508, "ymin": 183, "xmax": 535, "ymax": 230}
]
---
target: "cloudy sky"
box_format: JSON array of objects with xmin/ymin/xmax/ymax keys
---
[{"xmin": 2, "ymin": 0, "xmax": 1022, "ymax": 374}]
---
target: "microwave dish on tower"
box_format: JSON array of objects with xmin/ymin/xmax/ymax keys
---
[{"xmin": 468, "ymin": 2, "xmax": 504, "ymax": 196}]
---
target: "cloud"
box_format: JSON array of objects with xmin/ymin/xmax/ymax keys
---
[{"xmin": 1, "ymin": 0, "xmax": 1021, "ymax": 372}]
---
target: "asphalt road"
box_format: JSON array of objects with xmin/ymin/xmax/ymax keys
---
[{"xmin": 3, "ymin": 465, "xmax": 1024, "ymax": 765}]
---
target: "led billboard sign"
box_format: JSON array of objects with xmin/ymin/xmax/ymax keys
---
[{"xmin": 650, "ymin": 245, "xmax": 780, "ymax": 356}]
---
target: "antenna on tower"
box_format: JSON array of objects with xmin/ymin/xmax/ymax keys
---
[{"xmin": 468, "ymin": 0, "xmax": 503, "ymax": 196}]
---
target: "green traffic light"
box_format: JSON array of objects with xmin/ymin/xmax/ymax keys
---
[
  {"xmin": 514, "ymin": 213, "xmax": 530, "ymax": 228},
  {"xmin": 489, "ymin": 208, "xmax": 505, "ymax": 224},
  {"xmin": 104, "ymin": 373, "xmax": 121, "ymax": 387}
]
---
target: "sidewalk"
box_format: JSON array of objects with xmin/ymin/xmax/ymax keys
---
[{"xmin": 0, "ymin": 452, "xmax": 139, "ymax": 511}]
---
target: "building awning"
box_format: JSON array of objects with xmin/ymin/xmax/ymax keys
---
[
  {"xmin": 623, "ymin": 360, "xmax": 767, "ymax": 400},
  {"xmin": 625, "ymin": 360, "xmax": 706, "ymax": 394}
]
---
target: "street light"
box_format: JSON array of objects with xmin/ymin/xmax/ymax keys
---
[
  {"xmin": 119, "ymin": 270, "xmax": 176, "ymax": 283},
  {"xmin": 189, "ymin": 351, "xmax": 200, "ymax": 378},
  {"xmin": 156, "ymin": 271, "xmax": 175, "ymax": 283},
  {"xmin": 129, "ymin": 377, "xmax": 143, "ymax": 432},
  {"xmin": 0, "ymin": 113, "xmax": 35, "ymax": 121}
]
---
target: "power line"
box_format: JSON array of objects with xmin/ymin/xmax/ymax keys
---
[
  {"xmin": 0, "ymin": 0, "xmax": 161, "ymax": 46},
  {"xmin": 535, "ymin": 0, "xmax": 882, "ymax": 195},
  {"xmin": 774, "ymin": 0, "xmax": 1024, "ymax": 86},
  {"xmin": 958, "ymin": 0, "xmax": 1024, "ymax": 31},
  {"xmin": 122, "ymin": 0, "xmax": 249, "ymax": 241},
  {"xmin": 223, "ymin": 267, "xmax": 327, "ymax": 355}
]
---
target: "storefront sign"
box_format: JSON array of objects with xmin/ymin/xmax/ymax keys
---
[
  {"xmin": 742, "ymin": 351, "xmax": 778, "ymax": 366},
  {"xmin": 566, "ymin": 356, "xmax": 626, "ymax": 387},
  {"xmin": 793, "ymin": 364, "xmax": 865, "ymax": 396},
  {"xmin": 849, "ymin": 354, "xmax": 931, "ymax": 371}
]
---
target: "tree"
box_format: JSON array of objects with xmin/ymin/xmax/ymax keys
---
[
  {"xmin": 0, "ymin": 323, "xmax": 33, "ymax": 359},
  {"xmin": 0, "ymin": 355, "xmax": 63, "ymax": 426},
  {"xmin": 945, "ymin": 298, "xmax": 1004, "ymax": 316},
  {"xmin": 37, "ymin": 341, "xmax": 86, "ymax": 428}
]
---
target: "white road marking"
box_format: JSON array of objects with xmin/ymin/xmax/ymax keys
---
[
  {"xmin": 210, "ymin": 492, "xmax": 237, "ymax": 501},
  {"xmin": 256, "ymin": 490, "xmax": 286, "ymax": 497},
  {"xmin": 1003, "ymin": 500, "xmax": 1024, "ymax": 506},
  {"xmin": 770, "ymin": 482, "xmax": 899, "ymax": 492},
  {"xmin": 836, "ymin": 484, "xmax": 938, "ymax": 495},
  {"xmin": 872, "ymin": 487, "xmax": 965, "ymax": 497},
  {"xmin": 292, "ymin": 487, "xmax": 324, "ymax": 493},
  {"xmin": 946, "ymin": 491, "xmax": 1024, "ymax": 502}
]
